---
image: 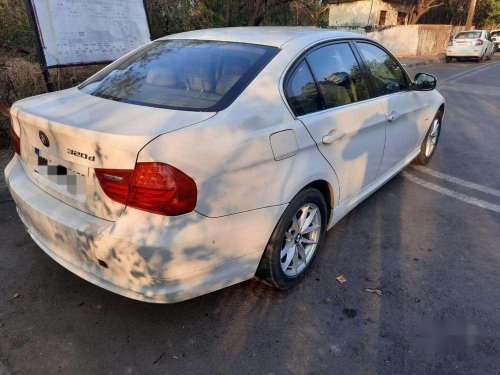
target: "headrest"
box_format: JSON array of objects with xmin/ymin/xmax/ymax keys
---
[
  {"xmin": 146, "ymin": 66, "xmax": 178, "ymax": 87},
  {"xmin": 220, "ymin": 55, "xmax": 251, "ymax": 76},
  {"xmin": 186, "ymin": 66, "xmax": 214, "ymax": 92}
]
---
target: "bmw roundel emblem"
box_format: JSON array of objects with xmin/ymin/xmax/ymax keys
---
[{"xmin": 39, "ymin": 131, "xmax": 50, "ymax": 147}]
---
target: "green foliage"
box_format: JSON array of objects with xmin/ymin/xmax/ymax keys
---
[
  {"xmin": 419, "ymin": 0, "xmax": 500, "ymax": 27},
  {"xmin": 146, "ymin": 0, "xmax": 328, "ymax": 38},
  {"xmin": 481, "ymin": 0, "xmax": 500, "ymax": 27}
]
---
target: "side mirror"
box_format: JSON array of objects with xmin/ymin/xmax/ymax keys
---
[
  {"xmin": 0, "ymin": 93, "xmax": 11, "ymax": 117},
  {"xmin": 412, "ymin": 73, "xmax": 437, "ymax": 91}
]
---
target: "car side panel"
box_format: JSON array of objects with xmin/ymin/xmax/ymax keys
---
[
  {"xmin": 137, "ymin": 51, "xmax": 340, "ymax": 218},
  {"xmin": 376, "ymin": 91, "xmax": 426, "ymax": 176},
  {"xmin": 298, "ymin": 100, "xmax": 386, "ymax": 204}
]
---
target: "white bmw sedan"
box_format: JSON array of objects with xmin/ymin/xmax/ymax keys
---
[{"xmin": 5, "ymin": 27, "xmax": 444, "ymax": 303}]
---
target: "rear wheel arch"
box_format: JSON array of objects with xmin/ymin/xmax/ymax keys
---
[
  {"xmin": 300, "ymin": 180, "xmax": 334, "ymax": 223},
  {"xmin": 256, "ymin": 187, "xmax": 329, "ymax": 288}
]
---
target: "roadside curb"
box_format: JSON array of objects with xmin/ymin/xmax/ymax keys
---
[{"xmin": 399, "ymin": 56, "xmax": 445, "ymax": 69}]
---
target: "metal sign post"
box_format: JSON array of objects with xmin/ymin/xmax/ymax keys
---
[
  {"xmin": 23, "ymin": 0, "xmax": 152, "ymax": 93},
  {"xmin": 24, "ymin": 0, "xmax": 56, "ymax": 92}
]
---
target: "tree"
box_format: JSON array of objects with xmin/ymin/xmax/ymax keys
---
[
  {"xmin": 244, "ymin": 0, "xmax": 294, "ymax": 26},
  {"xmin": 418, "ymin": 0, "xmax": 500, "ymax": 27},
  {"xmin": 290, "ymin": 0, "xmax": 329, "ymax": 26},
  {"xmin": 407, "ymin": 0, "xmax": 445, "ymax": 24},
  {"xmin": 482, "ymin": 0, "xmax": 500, "ymax": 27}
]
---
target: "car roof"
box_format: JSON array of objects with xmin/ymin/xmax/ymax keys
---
[{"xmin": 159, "ymin": 26, "xmax": 368, "ymax": 48}]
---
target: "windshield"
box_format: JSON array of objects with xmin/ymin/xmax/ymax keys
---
[
  {"xmin": 79, "ymin": 40, "xmax": 279, "ymax": 111},
  {"xmin": 455, "ymin": 31, "xmax": 481, "ymax": 39}
]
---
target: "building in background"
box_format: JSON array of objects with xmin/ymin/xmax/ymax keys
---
[{"xmin": 326, "ymin": 0, "xmax": 412, "ymax": 27}]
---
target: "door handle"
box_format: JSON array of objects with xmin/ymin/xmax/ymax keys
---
[
  {"xmin": 322, "ymin": 130, "xmax": 345, "ymax": 144},
  {"xmin": 387, "ymin": 111, "xmax": 400, "ymax": 122}
]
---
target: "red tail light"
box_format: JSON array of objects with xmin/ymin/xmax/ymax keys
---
[
  {"xmin": 95, "ymin": 169, "xmax": 133, "ymax": 204},
  {"xmin": 475, "ymin": 39, "xmax": 484, "ymax": 46},
  {"xmin": 448, "ymin": 40, "xmax": 453, "ymax": 46},
  {"xmin": 11, "ymin": 128, "xmax": 21, "ymax": 156},
  {"xmin": 95, "ymin": 162, "xmax": 197, "ymax": 216}
]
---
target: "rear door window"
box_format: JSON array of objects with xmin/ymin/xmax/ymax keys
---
[
  {"xmin": 285, "ymin": 60, "xmax": 323, "ymax": 116},
  {"xmin": 356, "ymin": 42, "xmax": 408, "ymax": 96},
  {"xmin": 306, "ymin": 43, "xmax": 371, "ymax": 109},
  {"xmin": 79, "ymin": 40, "xmax": 278, "ymax": 112}
]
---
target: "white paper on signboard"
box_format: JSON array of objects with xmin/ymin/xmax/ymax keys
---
[{"xmin": 30, "ymin": 0, "xmax": 151, "ymax": 67}]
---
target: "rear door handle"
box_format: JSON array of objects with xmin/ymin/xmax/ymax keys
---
[
  {"xmin": 322, "ymin": 130, "xmax": 345, "ymax": 144},
  {"xmin": 387, "ymin": 111, "xmax": 400, "ymax": 122}
]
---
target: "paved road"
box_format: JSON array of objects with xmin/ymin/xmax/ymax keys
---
[{"xmin": 0, "ymin": 57, "xmax": 499, "ymax": 375}]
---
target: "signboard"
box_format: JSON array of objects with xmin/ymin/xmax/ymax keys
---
[{"xmin": 27, "ymin": 0, "xmax": 151, "ymax": 68}]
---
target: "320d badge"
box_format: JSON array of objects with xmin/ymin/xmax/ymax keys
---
[{"xmin": 67, "ymin": 148, "xmax": 96, "ymax": 161}]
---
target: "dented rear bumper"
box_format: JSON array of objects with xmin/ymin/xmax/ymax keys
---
[{"xmin": 5, "ymin": 155, "xmax": 283, "ymax": 303}]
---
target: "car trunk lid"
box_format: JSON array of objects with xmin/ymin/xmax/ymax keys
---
[{"xmin": 11, "ymin": 88, "xmax": 215, "ymax": 221}]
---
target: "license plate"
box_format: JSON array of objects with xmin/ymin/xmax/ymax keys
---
[{"xmin": 34, "ymin": 147, "xmax": 88, "ymax": 196}]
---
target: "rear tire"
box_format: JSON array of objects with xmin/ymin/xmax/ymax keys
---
[
  {"xmin": 445, "ymin": 56, "xmax": 452, "ymax": 63},
  {"xmin": 256, "ymin": 188, "xmax": 327, "ymax": 289},
  {"xmin": 414, "ymin": 113, "xmax": 442, "ymax": 165}
]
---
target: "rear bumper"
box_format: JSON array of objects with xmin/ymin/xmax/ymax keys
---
[
  {"xmin": 446, "ymin": 47, "xmax": 483, "ymax": 57},
  {"xmin": 5, "ymin": 156, "xmax": 285, "ymax": 303}
]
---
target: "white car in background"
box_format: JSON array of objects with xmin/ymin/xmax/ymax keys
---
[
  {"xmin": 446, "ymin": 30, "xmax": 495, "ymax": 62},
  {"xmin": 5, "ymin": 27, "xmax": 445, "ymax": 303}
]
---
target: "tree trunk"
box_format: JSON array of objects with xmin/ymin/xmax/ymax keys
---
[
  {"xmin": 465, "ymin": 0, "xmax": 477, "ymax": 28},
  {"xmin": 408, "ymin": 0, "xmax": 444, "ymax": 24},
  {"xmin": 248, "ymin": 0, "xmax": 265, "ymax": 26},
  {"xmin": 225, "ymin": 0, "xmax": 232, "ymax": 26}
]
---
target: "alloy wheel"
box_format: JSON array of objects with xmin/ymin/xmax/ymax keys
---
[
  {"xmin": 425, "ymin": 118, "xmax": 440, "ymax": 157},
  {"xmin": 280, "ymin": 203, "xmax": 322, "ymax": 277}
]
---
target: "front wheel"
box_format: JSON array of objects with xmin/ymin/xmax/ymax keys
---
[
  {"xmin": 414, "ymin": 115, "xmax": 442, "ymax": 165},
  {"xmin": 256, "ymin": 188, "xmax": 327, "ymax": 289}
]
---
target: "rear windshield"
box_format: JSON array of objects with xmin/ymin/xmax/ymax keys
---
[
  {"xmin": 79, "ymin": 40, "xmax": 279, "ymax": 111},
  {"xmin": 455, "ymin": 31, "xmax": 481, "ymax": 39}
]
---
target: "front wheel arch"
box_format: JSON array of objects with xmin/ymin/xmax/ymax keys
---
[
  {"xmin": 437, "ymin": 104, "xmax": 445, "ymax": 120},
  {"xmin": 414, "ymin": 108, "xmax": 443, "ymax": 165}
]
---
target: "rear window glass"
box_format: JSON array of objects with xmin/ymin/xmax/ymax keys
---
[
  {"xmin": 79, "ymin": 40, "xmax": 278, "ymax": 111},
  {"xmin": 455, "ymin": 31, "xmax": 481, "ymax": 39}
]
